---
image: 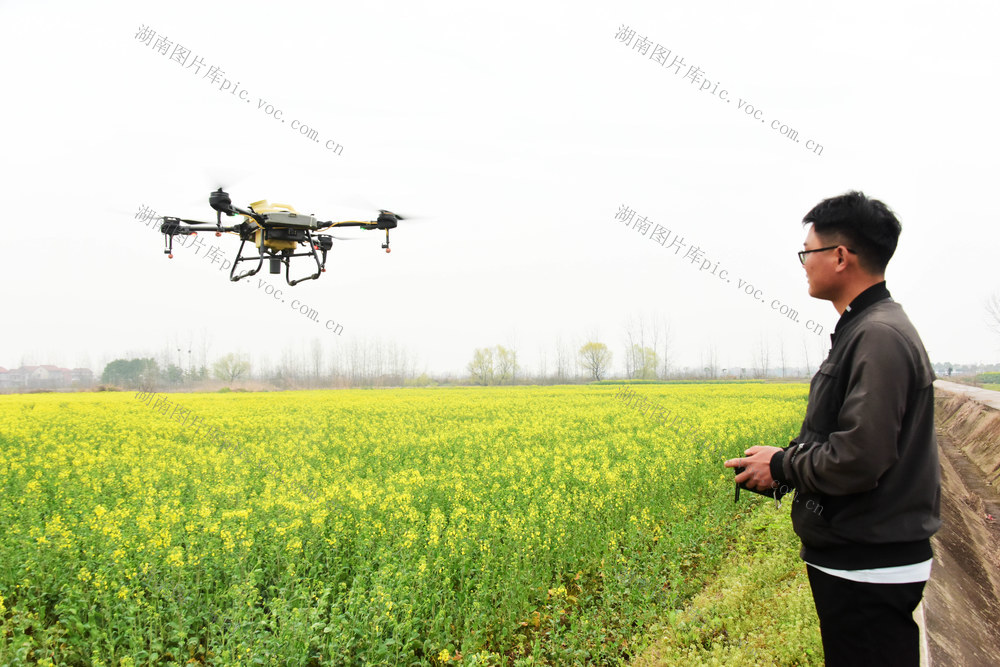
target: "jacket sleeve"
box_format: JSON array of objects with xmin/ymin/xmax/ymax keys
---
[{"xmin": 780, "ymin": 322, "xmax": 913, "ymax": 495}]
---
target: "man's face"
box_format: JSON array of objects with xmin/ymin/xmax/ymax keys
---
[{"xmin": 802, "ymin": 225, "xmax": 839, "ymax": 301}]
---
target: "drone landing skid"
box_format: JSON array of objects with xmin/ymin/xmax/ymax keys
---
[
  {"xmin": 230, "ymin": 232, "xmax": 329, "ymax": 286},
  {"xmin": 228, "ymin": 237, "xmax": 265, "ymax": 282}
]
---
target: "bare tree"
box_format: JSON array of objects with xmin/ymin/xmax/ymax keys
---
[
  {"xmin": 183, "ymin": 333, "xmax": 195, "ymax": 377},
  {"xmin": 468, "ymin": 347, "xmax": 494, "ymax": 385},
  {"xmin": 310, "ymin": 339, "xmax": 324, "ymax": 386},
  {"xmin": 327, "ymin": 343, "xmax": 343, "ymax": 385},
  {"xmin": 345, "ymin": 339, "xmax": 362, "ymax": 386},
  {"xmin": 752, "ymin": 335, "xmax": 770, "ymax": 379},
  {"xmin": 213, "ymin": 353, "xmax": 250, "ymax": 383},
  {"xmin": 505, "ymin": 333, "xmax": 519, "ymax": 384},
  {"xmin": 579, "ymin": 341, "xmax": 612, "ymax": 381},
  {"xmin": 405, "ymin": 347, "xmax": 420, "ymax": 382},
  {"xmin": 277, "ymin": 347, "xmax": 301, "ymax": 387},
  {"xmin": 197, "ymin": 328, "xmax": 213, "ymax": 380},
  {"xmin": 494, "ymin": 345, "xmax": 518, "ymax": 384},
  {"xmin": 623, "ymin": 313, "xmax": 673, "ymax": 379},
  {"xmin": 623, "ymin": 316, "xmax": 639, "ymax": 379},
  {"xmin": 555, "ymin": 335, "xmax": 572, "ymax": 382},
  {"xmin": 629, "ymin": 344, "xmax": 658, "ymax": 379},
  {"xmin": 987, "ymin": 291, "xmax": 1000, "ymax": 338},
  {"xmin": 389, "ymin": 341, "xmax": 410, "ymax": 385},
  {"xmin": 815, "ymin": 336, "xmax": 828, "ymax": 369},
  {"xmin": 703, "ymin": 343, "xmax": 719, "ymax": 379},
  {"xmin": 658, "ymin": 317, "xmax": 673, "ymax": 379},
  {"xmin": 778, "ymin": 334, "xmax": 787, "ymax": 378},
  {"xmin": 802, "ymin": 335, "xmax": 813, "ymax": 376}
]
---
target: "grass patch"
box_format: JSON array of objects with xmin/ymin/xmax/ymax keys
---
[{"xmin": 632, "ymin": 502, "xmax": 822, "ymax": 666}]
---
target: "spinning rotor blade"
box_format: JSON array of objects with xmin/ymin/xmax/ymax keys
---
[
  {"xmin": 329, "ymin": 194, "xmax": 427, "ymax": 222},
  {"xmin": 378, "ymin": 209, "xmax": 428, "ymax": 222},
  {"xmin": 170, "ymin": 166, "xmax": 256, "ymax": 210},
  {"xmin": 112, "ymin": 205, "xmax": 163, "ymax": 221},
  {"xmin": 202, "ymin": 165, "xmax": 253, "ymax": 193}
]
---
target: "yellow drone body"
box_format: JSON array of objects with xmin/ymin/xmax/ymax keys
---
[{"xmin": 247, "ymin": 200, "xmax": 304, "ymax": 251}]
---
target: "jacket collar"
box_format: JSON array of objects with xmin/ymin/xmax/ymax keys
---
[{"xmin": 831, "ymin": 281, "xmax": 892, "ymax": 345}]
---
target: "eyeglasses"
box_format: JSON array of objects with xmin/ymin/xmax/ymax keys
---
[{"xmin": 798, "ymin": 245, "xmax": 856, "ymax": 265}]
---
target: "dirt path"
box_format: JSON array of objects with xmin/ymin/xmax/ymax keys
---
[
  {"xmin": 934, "ymin": 379, "xmax": 1000, "ymax": 411},
  {"xmin": 925, "ymin": 383, "xmax": 1000, "ymax": 667}
]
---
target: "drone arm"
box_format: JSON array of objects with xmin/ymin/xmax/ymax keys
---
[
  {"xmin": 230, "ymin": 205, "xmax": 265, "ymax": 225},
  {"xmin": 160, "ymin": 217, "xmax": 246, "ymax": 235},
  {"xmin": 209, "ymin": 189, "xmax": 266, "ymax": 225},
  {"xmin": 316, "ymin": 220, "xmax": 375, "ymax": 230},
  {"xmin": 174, "ymin": 224, "xmax": 243, "ymax": 233}
]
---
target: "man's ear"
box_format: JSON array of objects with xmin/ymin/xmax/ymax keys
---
[
  {"xmin": 831, "ymin": 250, "xmax": 844, "ymax": 270},
  {"xmin": 835, "ymin": 246, "xmax": 852, "ymax": 271}
]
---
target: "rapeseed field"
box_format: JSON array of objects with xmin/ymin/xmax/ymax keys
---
[{"xmin": 0, "ymin": 384, "xmax": 809, "ymax": 665}]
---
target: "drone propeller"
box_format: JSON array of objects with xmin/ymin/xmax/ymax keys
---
[
  {"xmin": 169, "ymin": 165, "xmax": 256, "ymax": 211},
  {"xmin": 379, "ymin": 209, "xmax": 410, "ymax": 222},
  {"xmin": 377, "ymin": 208, "xmax": 428, "ymax": 222},
  {"xmin": 330, "ymin": 193, "xmax": 427, "ymax": 222},
  {"xmin": 202, "ymin": 165, "xmax": 253, "ymax": 194},
  {"xmin": 113, "ymin": 205, "xmax": 164, "ymax": 222}
]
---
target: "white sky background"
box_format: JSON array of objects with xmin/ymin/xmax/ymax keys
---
[{"xmin": 1, "ymin": 0, "xmax": 998, "ymax": 377}]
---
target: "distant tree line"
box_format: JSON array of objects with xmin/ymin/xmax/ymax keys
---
[{"xmin": 88, "ymin": 307, "xmax": 1000, "ymax": 392}]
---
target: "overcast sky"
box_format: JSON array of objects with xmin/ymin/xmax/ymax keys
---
[{"xmin": 2, "ymin": 0, "xmax": 998, "ymax": 377}]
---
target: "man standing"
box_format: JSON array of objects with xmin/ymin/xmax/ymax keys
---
[{"xmin": 725, "ymin": 191, "xmax": 940, "ymax": 666}]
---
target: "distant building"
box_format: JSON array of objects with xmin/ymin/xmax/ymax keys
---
[{"xmin": 0, "ymin": 365, "xmax": 94, "ymax": 391}]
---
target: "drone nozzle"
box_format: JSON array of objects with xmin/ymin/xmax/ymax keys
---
[
  {"xmin": 209, "ymin": 188, "xmax": 235, "ymax": 216},
  {"xmin": 269, "ymin": 257, "xmax": 282, "ymax": 275}
]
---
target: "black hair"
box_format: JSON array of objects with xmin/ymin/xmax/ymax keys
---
[{"xmin": 802, "ymin": 190, "xmax": 901, "ymax": 274}]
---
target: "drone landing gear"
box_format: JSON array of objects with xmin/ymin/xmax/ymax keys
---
[
  {"xmin": 229, "ymin": 237, "xmax": 265, "ymax": 282},
  {"xmin": 282, "ymin": 231, "xmax": 331, "ymax": 285},
  {"xmin": 229, "ymin": 231, "xmax": 332, "ymax": 286},
  {"xmin": 381, "ymin": 228, "xmax": 391, "ymax": 253}
]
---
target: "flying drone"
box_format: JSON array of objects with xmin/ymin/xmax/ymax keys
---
[{"xmin": 159, "ymin": 189, "xmax": 412, "ymax": 285}]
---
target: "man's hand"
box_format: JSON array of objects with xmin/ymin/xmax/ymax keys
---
[{"xmin": 724, "ymin": 445, "xmax": 784, "ymax": 491}]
